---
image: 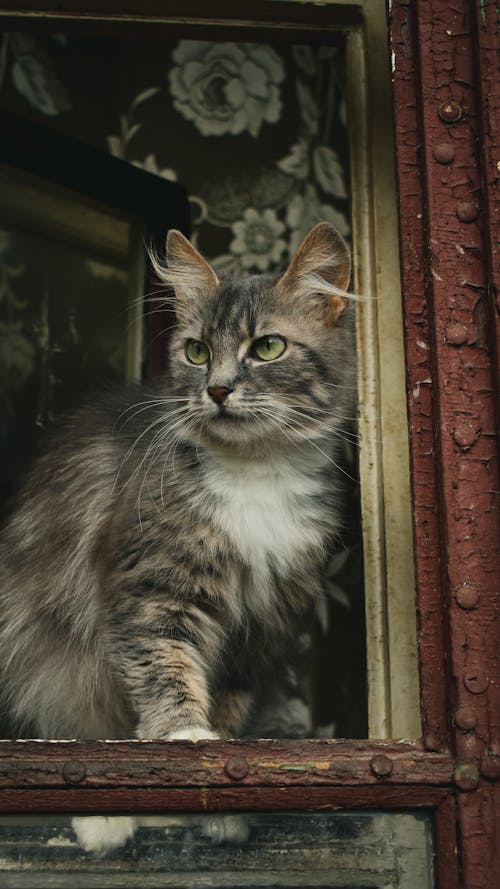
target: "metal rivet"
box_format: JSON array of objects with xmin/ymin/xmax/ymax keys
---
[
  {"xmin": 445, "ymin": 323, "xmax": 468, "ymax": 345},
  {"xmin": 454, "ymin": 706, "xmax": 478, "ymax": 730},
  {"xmin": 464, "ymin": 669, "xmax": 489, "ymax": 695},
  {"xmin": 433, "ymin": 142, "xmax": 455, "ymax": 164},
  {"xmin": 370, "ymin": 754, "xmax": 393, "ymax": 778},
  {"xmin": 455, "ymin": 583, "xmax": 480, "ymax": 610},
  {"xmin": 62, "ymin": 761, "xmax": 87, "ymax": 784},
  {"xmin": 224, "ymin": 756, "xmax": 249, "ymax": 780},
  {"xmin": 481, "ymin": 753, "xmax": 500, "ymax": 781},
  {"xmin": 424, "ymin": 733, "xmax": 441, "ymax": 752},
  {"xmin": 453, "ymin": 423, "xmax": 479, "ymax": 450},
  {"xmin": 457, "ymin": 201, "xmax": 478, "ymax": 223},
  {"xmin": 438, "ymin": 100, "xmax": 462, "ymax": 123},
  {"xmin": 454, "ymin": 763, "xmax": 479, "ymax": 791}
]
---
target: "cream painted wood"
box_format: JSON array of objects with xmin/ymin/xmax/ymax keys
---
[
  {"xmin": 274, "ymin": 0, "xmax": 419, "ymax": 739},
  {"xmin": 347, "ymin": 3, "xmax": 419, "ymax": 738}
]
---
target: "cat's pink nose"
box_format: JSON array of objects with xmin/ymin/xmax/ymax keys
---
[{"xmin": 207, "ymin": 385, "xmax": 233, "ymax": 405}]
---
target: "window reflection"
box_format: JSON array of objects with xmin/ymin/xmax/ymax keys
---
[{"xmin": 0, "ymin": 811, "xmax": 434, "ymax": 888}]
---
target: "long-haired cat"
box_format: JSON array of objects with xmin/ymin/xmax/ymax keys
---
[{"xmin": 0, "ymin": 222, "xmax": 355, "ymax": 851}]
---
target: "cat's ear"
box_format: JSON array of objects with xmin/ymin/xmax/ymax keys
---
[
  {"xmin": 277, "ymin": 222, "xmax": 351, "ymax": 325},
  {"xmin": 161, "ymin": 230, "xmax": 219, "ymax": 320}
]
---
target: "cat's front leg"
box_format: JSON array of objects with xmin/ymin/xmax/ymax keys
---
[
  {"xmin": 73, "ymin": 598, "xmax": 223, "ymax": 858},
  {"xmin": 112, "ymin": 595, "xmax": 225, "ymax": 740},
  {"xmin": 130, "ymin": 639, "xmax": 218, "ymax": 740}
]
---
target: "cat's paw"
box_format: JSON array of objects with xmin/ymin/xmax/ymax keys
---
[
  {"xmin": 168, "ymin": 725, "xmax": 219, "ymax": 741},
  {"xmin": 199, "ymin": 814, "xmax": 250, "ymax": 844},
  {"xmin": 71, "ymin": 815, "xmax": 138, "ymax": 856}
]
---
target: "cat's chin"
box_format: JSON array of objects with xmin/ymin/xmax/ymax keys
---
[
  {"xmin": 197, "ymin": 412, "xmax": 262, "ymax": 445},
  {"xmin": 202, "ymin": 418, "xmax": 319, "ymax": 453},
  {"xmin": 203, "ymin": 423, "xmax": 273, "ymax": 450}
]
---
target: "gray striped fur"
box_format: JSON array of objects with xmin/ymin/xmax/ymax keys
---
[{"xmin": 0, "ymin": 223, "xmax": 356, "ymax": 742}]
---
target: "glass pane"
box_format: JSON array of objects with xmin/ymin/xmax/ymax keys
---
[
  {"xmin": 0, "ymin": 171, "xmax": 142, "ymax": 522},
  {"xmin": 0, "ymin": 811, "xmax": 433, "ymax": 888},
  {"xmin": 0, "ymin": 31, "xmax": 367, "ymax": 742}
]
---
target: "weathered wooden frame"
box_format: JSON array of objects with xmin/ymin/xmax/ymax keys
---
[
  {"xmin": 389, "ymin": 1, "xmax": 500, "ymax": 886},
  {"xmin": 0, "ymin": 2, "xmax": 498, "ymax": 888},
  {"xmin": 0, "ymin": 739, "xmax": 459, "ymax": 887}
]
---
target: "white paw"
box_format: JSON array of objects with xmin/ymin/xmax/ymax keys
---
[
  {"xmin": 71, "ymin": 815, "xmax": 138, "ymax": 856},
  {"xmin": 199, "ymin": 814, "xmax": 250, "ymax": 844},
  {"xmin": 168, "ymin": 725, "xmax": 219, "ymax": 741}
]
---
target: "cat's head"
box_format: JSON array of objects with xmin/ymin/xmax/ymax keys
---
[{"xmin": 156, "ymin": 223, "xmax": 355, "ymax": 453}]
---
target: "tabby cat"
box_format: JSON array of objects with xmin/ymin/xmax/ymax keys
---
[{"xmin": 0, "ymin": 221, "xmax": 355, "ymax": 749}]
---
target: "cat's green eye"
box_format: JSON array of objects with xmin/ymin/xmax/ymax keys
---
[
  {"xmin": 185, "ymin": 340, "xmax": 210, "ymax": 365},
  {"xmin": 251, "ymin": 335, "xmax": 287, "ymax": 362}
]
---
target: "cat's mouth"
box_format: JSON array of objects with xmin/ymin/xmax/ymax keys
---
[
  {"xmin": 211, "ymin": 406, "xmax": 251, "ymax": 423},
  {"xmin": 201, "ymin": 404, "xmax": 262, "ymax": 442}
]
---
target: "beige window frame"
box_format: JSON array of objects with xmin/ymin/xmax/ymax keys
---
[{"xmin": 0, "ymin": 0, "xmax": 420, "ymax": 739}]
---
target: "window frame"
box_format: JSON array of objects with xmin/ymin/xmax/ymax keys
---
[{"xmin": 0, "ymin": 3, "xmax": 498, "ymax": 888}]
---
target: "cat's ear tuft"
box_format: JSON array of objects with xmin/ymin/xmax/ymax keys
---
[
  {"xmin": 152, "ymin": 230, "xmax": 219, "ymax": 321},
  {"xmin": 278, "ymin": 222, "xmax": 351, "ymax": 325},
  {"xmin": 167, "ymin": 229, "xmax": 220, "ymax": 306}
]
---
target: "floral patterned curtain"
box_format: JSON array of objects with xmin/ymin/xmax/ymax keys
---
[{"xmin": 0, "ymin": 33, "xmax": 350, "ymax": 272}]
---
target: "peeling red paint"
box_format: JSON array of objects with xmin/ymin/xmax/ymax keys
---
[
  {"xmin": 391, "ymin": 1, "xmax": 499, "ymax": 886},
  {"xmin": 0, "ymin": 3, "xmax": 496, "ymax": 887}
]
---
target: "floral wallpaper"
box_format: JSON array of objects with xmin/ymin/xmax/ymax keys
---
[
  {"xmin": 0, "ymin": 32, "xmax": 365, "ymax": 736},
  {"xmin": 0, "ymin": 33, "xmax": 350, "ymax": 273}
]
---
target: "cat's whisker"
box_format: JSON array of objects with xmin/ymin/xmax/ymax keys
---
[
  {"xmin": 143, "ymin": 291, "xmax": 176, "ymax": 305},
  {"xmin": 112, "ymin": 293, "xmax": 178, "ymax": 343},
  {"xmin": 270, "ymin": 402, "xmax": 361, "ymax": 445},
  {"xmin": 159, "ymin": 414, "xmax": 199, "ymax": 500},
  {"xmin": 123, "ymin": 312, "xmax": 177, "ymax": 345},
  {"xmin": 253, "ymin": 408, "xmax": 306, "ymax": 454},
  {"xmin": 320, "ymin": 381, "xmax": 359, "ymax": 391},
  {"xmin": 288, "ymin": 425, "xmax": 359, "ymax": 484},
  {"xmin": 115, "ymin": 400, "xmax": 192, "ymax": 433},
  {"xmin": 274, "ymin": 400, "xmax": 360, "ymax": 426},
  {"xmin": 247, "ymin": 396, "xmax": 357, "ymax": 440},
  {"xmin": 248, "ymin": 404, "xmax": 320, "ymax": 458},
  {"xmin": 166, "ymin": 421, "xmax": 196, "ymax": 485},
  {"xmin": 146, "ymin": 317, "xmax": 199, "ymax": 351},
  {"xmin": 131, "ymin": 286, "xmax": 176, "ymax": 305},
  {"xmin": 136, "ymin": 446, "xmax": 162, "ymax": 521},
  {"xmin": 250, "ymin": 402, "xmax": 359, "ymax": 483},
  {"xmin": 114, "ymin": 411, "xmax": 184, "ymax": 495},
  {"xmin": 135, "ymin": 410, "xmax": 196, "ymax": 520},
  {"xmin": 276, "ymin": 402, "xmax": 373, "ymax": 446},
  {"xmin": 118, "ymin": 401, "xmax": 194, "ymax": 451}
]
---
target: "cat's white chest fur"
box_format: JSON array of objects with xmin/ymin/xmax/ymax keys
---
[{"xmin": 201, "ymin": 450, "xmax": 326, "ymax": 605}]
